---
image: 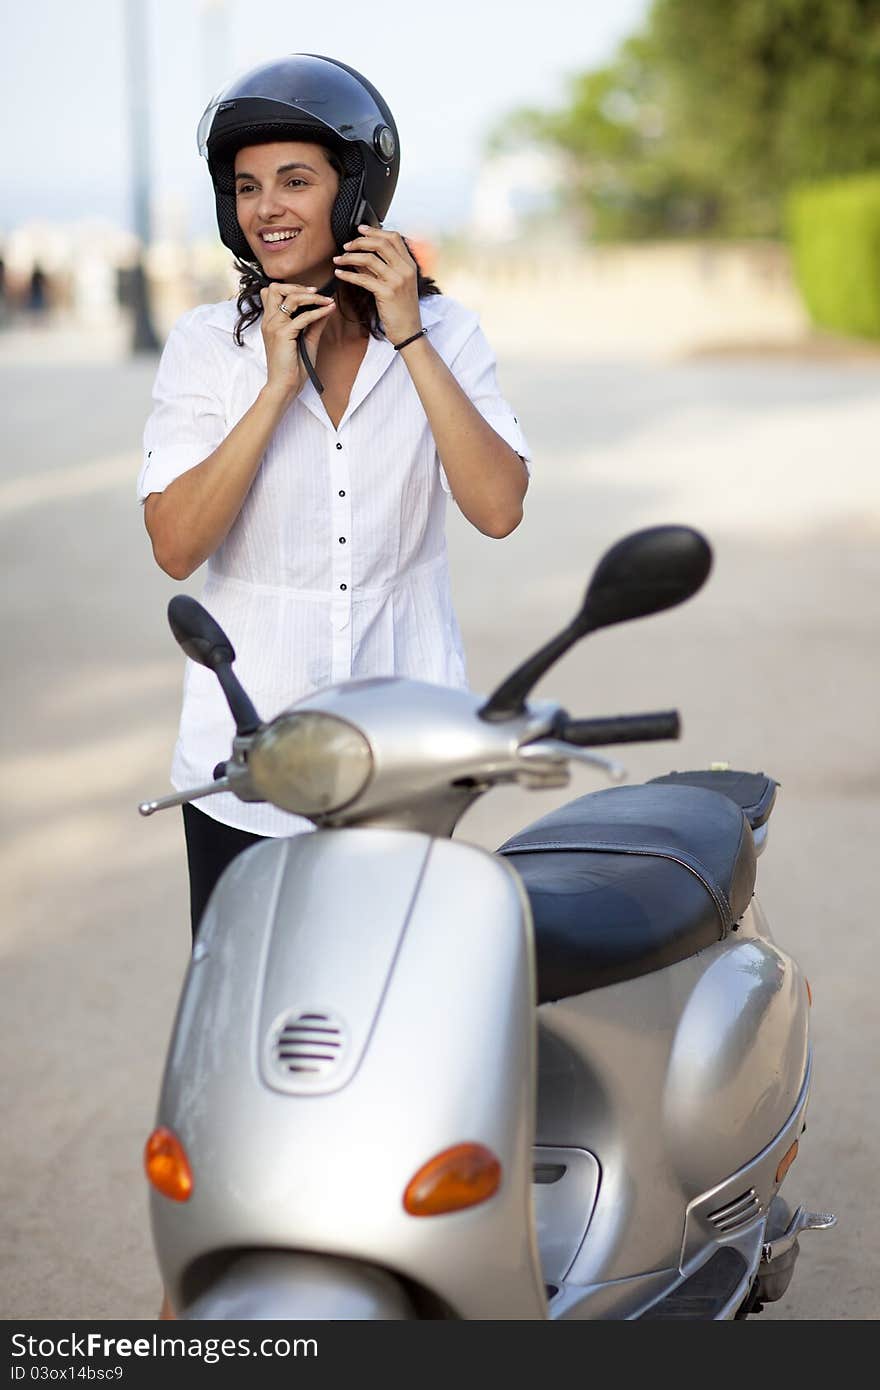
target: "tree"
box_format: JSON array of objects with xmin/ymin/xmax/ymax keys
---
[{"xmin": 494, "ymin": 0, "xmax": 880, "ymax": 240}]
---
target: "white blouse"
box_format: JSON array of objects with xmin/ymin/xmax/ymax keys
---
[{"xmin": 138, "ymin": 292, "xmax": 531, "ymax": 836}]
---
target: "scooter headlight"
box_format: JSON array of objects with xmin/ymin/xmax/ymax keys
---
[{"xmin": 248, "ymin": 712, "xmax": 373, "ymax": 816}]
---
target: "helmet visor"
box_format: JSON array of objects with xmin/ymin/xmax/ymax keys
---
[{"xmin": 197, "ymin": 55, "xmax": 384, "ymax": 157}]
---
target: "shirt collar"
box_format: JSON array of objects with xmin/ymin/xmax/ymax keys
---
[{"xmin": 202, "ymin": 296, "xmax": 445, "ymax": 432}]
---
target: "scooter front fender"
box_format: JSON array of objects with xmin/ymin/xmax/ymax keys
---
[
  {"xmin": 151, "ymin": 829, "xmax": 545, "ymax": 1319},
  {"xmin": 180, "ymin": 1251, "xmax": 416, "ymax": 1321}
]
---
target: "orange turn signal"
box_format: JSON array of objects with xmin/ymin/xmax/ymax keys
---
[
  {"xmin": 775, "ymin": 1139, "xmax": 799, "ymax": 1185},
  {"xmin": 404, "ymin": 1143, "xmax": 502, "ymax": 1217},
  {"xmin": 806, "ymin": 978, "xmax": 813, "ymax": 1007},
  {"xmin": 145, "ymin": 1126, "xmax": 194, "ymax": 1202}
]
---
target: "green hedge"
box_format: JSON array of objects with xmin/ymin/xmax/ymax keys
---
[{"xmin": 787, "ymin": 174, "xmax": 880, "ymax": 339}]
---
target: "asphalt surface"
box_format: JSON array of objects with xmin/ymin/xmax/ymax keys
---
[{"xmin": 2, "ymin": 334, "xmax": 878, "ymax": 1320}]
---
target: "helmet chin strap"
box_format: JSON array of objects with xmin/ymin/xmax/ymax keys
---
[{"xmin": 294, "ymin": 275, "xmax": 337, "ymax": 395}]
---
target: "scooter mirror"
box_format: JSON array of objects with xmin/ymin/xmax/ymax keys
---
[
  {"xmin": 167, "ymin": 595, "xmax": 261, "ymax": 736},
  {"xmin": 577, "ymin": 525, "xmax": 712, "ymax": 634},
  {"xmin": 478, "ymin": 525, "xmax": 712, "ymax": 723},
  {"xmin": 168, "ymin": 595, "xmax": 236, "ymax": 669}
]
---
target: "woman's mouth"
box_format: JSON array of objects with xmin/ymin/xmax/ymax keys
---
[{"xmin": 260, "ymin": 228, "xmax": 301, "ymax": 248}]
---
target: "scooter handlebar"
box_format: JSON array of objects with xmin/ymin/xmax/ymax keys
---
[{"xmin": 557, "ymin": 710, "xmax": 681, "ymax": 747}]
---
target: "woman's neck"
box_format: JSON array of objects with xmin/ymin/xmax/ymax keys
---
[{"xmin": 320, "ymin": 286, "xmax": 368, "ymax": 346}]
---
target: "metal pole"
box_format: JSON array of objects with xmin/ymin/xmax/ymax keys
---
[
  {"xmin": 201, "ymin": 0, "xmax": 229, "ymax": 95},
  {"xmin": 124, "ymin": 0, "xmax": 160, "ymax": 352}
]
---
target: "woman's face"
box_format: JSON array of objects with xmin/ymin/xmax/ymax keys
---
[{"xmin": 234, "ymin": 140, "xmax": 340, "ymax": 281}]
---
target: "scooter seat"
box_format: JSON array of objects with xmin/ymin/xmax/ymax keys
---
[{"xmin": 497, "ymin": 782, "xmax": 757, "ymax": 1002}]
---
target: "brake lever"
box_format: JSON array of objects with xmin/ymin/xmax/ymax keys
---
[
  {"xmin": 518, "ymin": 739, "xmax": 627, "ymax": 783},
  {"xmin": 139, "ymin": 776, "xmax": 232, "ymax": 817}
]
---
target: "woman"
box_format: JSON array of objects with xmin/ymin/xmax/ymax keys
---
[{"xmin": 139, "ymin": 54, "xmax": 531, "ymax": 940}]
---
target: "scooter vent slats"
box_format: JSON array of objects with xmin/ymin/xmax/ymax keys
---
[
  {"xmin": 707, "ymin": 1188, "xmax": 763, "ymax": 1233},
  {"xmin": 271, "ymin": 1012, "xmax": 346, "ymax": 1080}
]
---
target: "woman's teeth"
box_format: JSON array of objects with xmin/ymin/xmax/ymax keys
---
[{"xmin": 262, "ymin": 230, "xmax": 300, "ymax": 243}]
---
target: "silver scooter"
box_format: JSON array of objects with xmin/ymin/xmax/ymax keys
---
[{"xmin": 140, "ymin": 525, "xmax": 835, "ymax": 1320}]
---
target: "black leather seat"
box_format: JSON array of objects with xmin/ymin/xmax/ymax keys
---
[{"xmin": 497, "ymin": 782, "xmax": 757, "ymax": 1003}]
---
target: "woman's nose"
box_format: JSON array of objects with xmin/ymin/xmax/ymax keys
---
[{"xmin": 256, "ymin": 185, "xmax": 287, "ymax": 221}]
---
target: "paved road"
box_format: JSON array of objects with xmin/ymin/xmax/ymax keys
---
[{"xmin": 2, "ymin": 337, "xmax": 878, "ymax": 1320}]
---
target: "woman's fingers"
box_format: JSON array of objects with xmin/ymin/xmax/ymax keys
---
[
  {"xmin": 343, "ymin": 227, "xmax": 415, "ymax": 268},
  {"xmin": 263, "ymin": 284, "xmax": 324, "ymax": 317},
  {"xmin": 334, "ymin": 231, "xmax": 416, "ymax": 296},
  {"xmin": 332, "ymin": 251, "xmax": 384, "ymax": 274},
  {"xmin": 288, "ymin": 302, "xmax": 335, "ymax": 330},
  {"xmin": 265, "ymin": 296, "xmax": 333, "ymax": 333},
  {"xmin": 338, "ymin": 241, "xmax": 389, "ymax": 264},
  {"xmin": 332, "ymin": 267, "xmax": 376, "ymax": 289},
  {"xmin": 271, "ymin": 304, "xmax": 335, "ymax": 358},
  {"xmin": 333, "ymin": 263, "xmax": 404, "ymax": 294}
]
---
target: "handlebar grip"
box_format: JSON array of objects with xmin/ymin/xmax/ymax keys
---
[{"xmin": 558, "ymin": 711, "xmax": 681, "ymax": 746}]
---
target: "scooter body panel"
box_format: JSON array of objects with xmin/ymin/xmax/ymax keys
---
[
  {"xmin": 534, "ymin": 899, "xmax": 810, "ymax": 1310},
  {"xmin": 152, "ymin": 830, "xmax": 546, "ymax": 1319}
]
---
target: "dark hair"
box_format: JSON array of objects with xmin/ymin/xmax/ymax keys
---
[{"xmin": 231, "ymin": 146, "xmax": 441, "ymax": 346}]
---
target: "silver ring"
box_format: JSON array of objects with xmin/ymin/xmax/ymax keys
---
[{"xmin": 277, "ymin": 301, "xmax": 294, "ymax": 319}]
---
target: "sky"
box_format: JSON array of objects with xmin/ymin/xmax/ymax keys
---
[{"xmin": 2, "ymin": 0, "xmax": 650, "ymax": 240}]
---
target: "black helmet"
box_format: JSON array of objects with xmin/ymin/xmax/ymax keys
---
[{"xmin": 197, "ymin": 53, "xmax": 400, "ymax": 266}]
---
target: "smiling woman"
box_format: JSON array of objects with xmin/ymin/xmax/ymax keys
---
[
  {"xmin": 227, "ymin": 139, "xmax": 445, "ymax": 370},
  {"xmin": 235, "ymin": 160, "xmax": 326, "ymax": 253},
  {"xmin": 228, "ymin": 141, "xmax": 383, "ymax": 356},
  {"xmin": 138, "ymin": 51, "xmax": 532, "ymax": 942}
]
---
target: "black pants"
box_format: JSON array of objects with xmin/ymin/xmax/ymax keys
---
[{"xmin": 182, "ymin": 803, "xmax": 268, "ymax": 940}]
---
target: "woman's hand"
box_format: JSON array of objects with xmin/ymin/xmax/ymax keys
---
[
  {"xmin": 259, "ymin": 282, "xmax": 335, "ymax": 400},
  {"xmin": 332, "ymin": 226, "xmax": 422, "ymax": 345}
]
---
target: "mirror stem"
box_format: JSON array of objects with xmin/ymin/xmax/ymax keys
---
[
  {"xmin": 478, "ymin": 620, "xmax": 587, "ymax": 722},
  {"xmin": 216, "ymin": 662, "xmax": 260, "ymax": 737}
]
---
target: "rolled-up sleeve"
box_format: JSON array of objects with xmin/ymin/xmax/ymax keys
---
[
  {"xmin": 137, "ymin": 313, "xmax": 227, "ymax": 502},
  {"xmin": 438, "ymin": 315, "xmax": 532, "ymax": 495}
]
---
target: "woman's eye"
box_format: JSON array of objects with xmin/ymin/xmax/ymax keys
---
[{"xmin": 235, "ymin": 179, "xmax": 306, "ymax": 195}]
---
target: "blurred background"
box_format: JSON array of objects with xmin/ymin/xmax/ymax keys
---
[{"xmin": 2, "ymin": 0, "xmax": 879, "ymax": 1320}]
